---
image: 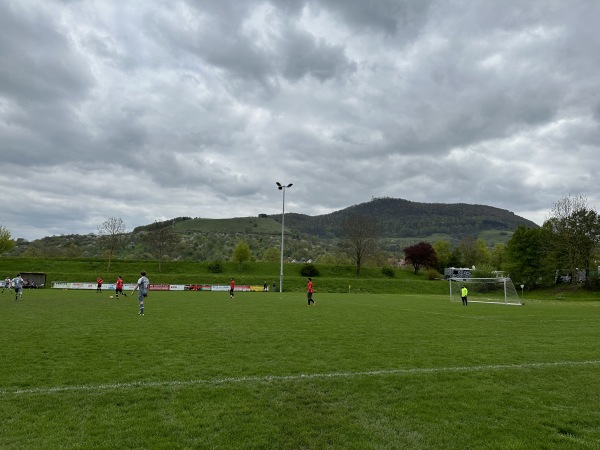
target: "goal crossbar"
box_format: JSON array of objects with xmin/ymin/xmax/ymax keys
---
[{"xmin": 449, "ymin": 277, "xmax": 523, "ymax": 306}]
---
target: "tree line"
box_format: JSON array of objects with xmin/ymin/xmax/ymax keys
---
[
  {"xmin": 399, "ymin": 195, "xmax": 600, "ymax": 288},
  {"xmin": 1, "ymin": 195, "xmax": 599, "ymax": 289}
]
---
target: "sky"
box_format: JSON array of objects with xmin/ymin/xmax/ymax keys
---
[{"xmin": 1, "ymin": 0, "xmax": 599, "ymax": 241}]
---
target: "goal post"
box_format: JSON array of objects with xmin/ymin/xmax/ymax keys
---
[{"xmin": 449, "ymin": 277, "xmax": 523, "ymax": 306}]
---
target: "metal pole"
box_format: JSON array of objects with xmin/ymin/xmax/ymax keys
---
[
  {"xmin": 280, "ymin": 186, "xmax": 285, "ymax": 294},
  {"xmin": 276, "ymin": 182, "xmax": 292, "ymax": 294}
]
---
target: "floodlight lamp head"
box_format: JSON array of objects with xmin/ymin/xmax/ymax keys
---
[
  {"xmin": 276, "ymin": 182, "xmax": 281, "ymax": 187},
  {"xmin": 287, "ymin": 183, "xmax": 293, "ymax": 188}
]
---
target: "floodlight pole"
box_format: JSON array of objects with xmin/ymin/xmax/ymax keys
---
[{"xmin": 276, "ymin": 182, "xmax": 293, "ymax": 294}]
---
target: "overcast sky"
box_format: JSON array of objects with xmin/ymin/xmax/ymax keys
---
[{"xmin": 1, "ymin": 0, "xmax": 599, "ymax": 240}]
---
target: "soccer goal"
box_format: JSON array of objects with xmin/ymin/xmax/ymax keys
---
[{"xmin": 449, "ymin": 277, "xmax": 523, "ymax": 306}]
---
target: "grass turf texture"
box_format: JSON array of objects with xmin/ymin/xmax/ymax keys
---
[{"xmin": 1, "ymin": 290, "xmax": 600, "ymax": 449}]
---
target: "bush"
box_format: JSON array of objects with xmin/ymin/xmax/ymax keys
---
[
  {"xmin": 300, "ymin": 263, "xmax": 320, "ymax": 277},
  {"xmin": 208, "ymin": 260, "xmax": 224, "ymax": 274},
  {"xmin": 381, "ymin": 266, "xmax": 395, "ymax": 278},
  {"xmin": 471, "ymin": 264, "xmax": 496, "ymax": 278},
  {"xmin": 426, "ymin": 268, "xmax": 442, "ymax": 280}
]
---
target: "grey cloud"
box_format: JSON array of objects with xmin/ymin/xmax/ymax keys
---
[
  {"xmin": 0, "ymin": 3, "xmax": 93, "ymax": 104},
  {"xmin": 278, "ymin": 29, "xmax": 357, "ymax": 81},
  {"xmin": 316, "ymin": 0, "xmax": 433, "ymax": 36},
  {"xmin": 0, "ymin": 2, "xmax": 95, "ymax": 168},
  {"xmin": 1, "ymin": 0, "xmax": 600, "ymax": 240},
  {"xmin": 147, "ymin": 0, "xmax": 357, "ymax": 89}
]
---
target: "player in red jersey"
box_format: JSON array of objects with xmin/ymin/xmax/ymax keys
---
[
  {"xmin": 115, "ymin": 276, "xmax": 127, "ymax": 299},
  {"xmin": 307, "ymin": 277, "xmax": 315, "ymax": 306}
]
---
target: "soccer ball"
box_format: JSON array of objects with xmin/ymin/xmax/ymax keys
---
[{"xmin": 109, "ymin": 295, "xmax": 114, "ymax": 299}]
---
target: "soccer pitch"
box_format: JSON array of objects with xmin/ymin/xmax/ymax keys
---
[{"xmin": 1, "ymin": 289, "xmax": 600, "ymax": 448}]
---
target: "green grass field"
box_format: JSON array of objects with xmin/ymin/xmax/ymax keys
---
[{"xmin": 1, "ymin": 289, "xmax": 600, "ymax": 449}]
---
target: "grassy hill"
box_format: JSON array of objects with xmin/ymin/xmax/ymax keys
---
[
  {"xmin": 139, "ymin": 197, "xmax": 537, "ymax": 244},
  {"xmin": 173, "ymin": 216, "xmax": 283, "ymax": 235},
  {"xmin": 5, "ymin": 197, "xmax": 539, "ymax": 260}
]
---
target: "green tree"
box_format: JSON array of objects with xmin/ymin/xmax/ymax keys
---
[
  {"xmin": 449, "ymin": 246, "xmax": 464, "ymax": 268},
  {"xmin": 459, "ymin": 236, "xmax": 490, "ymax": 268},
  {"xmin": 22, "ymin": 244, "xmax": 44, "ymax": 257},
  {"xmin": 476, "ymin": 238, "xmax": 491, "ymax": 266},
  {"xmin": 433, "ymin": 240, "xmax": 452, "ymax": 272},
  {"xmin": 0, "ymin": 225, "xmax": 15, "ymax": 254},
  {"xmin": 546, "ymin": 194, "xmax": 600, "ymax": 281},
  {"xmin": 65, "ymin": 243, "xmax": 83, "ymax": 258},
  {"xmin": 489, "ymin": 243, "xmax": 506, "ymax": 270},
  {"xmin": 261, "ymin": 246, "xmax": 280, "ymax": 262},
  {"xmin": 505, "ymin": 225, "xmax": 550, "ymax": 287},
  {"xmin": 458, "ymin": 236, "xmax": 478, "ymax": 267},
  {"xmin": 232, "ymin": 240, "xmax": 251, "ymax": 271}
]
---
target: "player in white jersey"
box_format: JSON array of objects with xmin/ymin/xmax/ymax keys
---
[
  {"xmin": 131, "ymin": 271, "xmax": 149, "ymax": 316},
  {"xmin": 1, "ymin": 277, "xmax": 11, "ymax": 293},
  {"xmin": 11, "ymin": 274, "xmax": 24, "ymax": 301}
]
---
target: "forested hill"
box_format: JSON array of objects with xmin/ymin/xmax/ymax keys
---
[
  {"xmin": 7, "ymin": 198, "xmax": 539, "ymax": 259},
  {"xmin": 273, "ymin": 197, "xmax": 539, "ymax": 239}
]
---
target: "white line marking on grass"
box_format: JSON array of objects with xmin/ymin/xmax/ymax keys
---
[{"xmin": 2, "ymin": 360, "xmax": 600, "ymax": 396}]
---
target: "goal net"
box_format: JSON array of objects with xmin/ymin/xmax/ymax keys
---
[{"xmin": 449, "ymin": 277, "xmax": 523, "ymax": 306}]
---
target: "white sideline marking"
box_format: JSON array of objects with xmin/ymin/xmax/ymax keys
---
[{"xmin": 2, "ymin": 360, "xmax": 600, "ymax": 396}]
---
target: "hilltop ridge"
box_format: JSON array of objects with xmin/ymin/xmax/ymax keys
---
[
  {"xmin": 266, "ymin": 197, "xmax": 538, "ymax": 239},
  {"xmin": 9, "ymin": 198, "xmax": 538, "ymax": 260}
]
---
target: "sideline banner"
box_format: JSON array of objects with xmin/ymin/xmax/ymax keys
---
[
  {"xmin": 52, "ymin": 282, "xmax": 257, "ymax": 292},
  {"xmin": 151, "ymin": 284, "xmax": 170, "ymax": 291},
  {"xmin": 185, "ymin": 285, "xmax": 212, "ymax": 291},
  {"xmin": 248, "ymin": 285, "xmax": 264, "ymax": 292},
  {"xmin": 52, "ymin": 282, "xmax": 138, "ymax": 291},
  {"xmin": 211, "ymin": 285, "xmax": 229, "ymax": 292},
  {"xmin": 210, "ymin": 285, "xmax": 252, "ymax": 292}
]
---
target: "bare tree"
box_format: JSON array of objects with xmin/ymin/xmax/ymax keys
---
[
  {"xmin": 546, "ymin": 194, "xmax": 600, "ymax": 281},
  {"xmin": 141, "ymin": 222, "xmax": 181, "ymax": 272},
  {"xmin": 340, "ymin": 213, "xmax": 381, "ymax": 276},
  {"xmin": 97, "ymin": 217, "xmax": 126, "ymax": 270}
]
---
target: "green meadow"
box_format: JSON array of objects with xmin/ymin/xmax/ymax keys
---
[
  {"xmin": 1, "ymin": 288, "xmax": 600, "ymax": 449},
  {"xmin": 0, "ymin": 257, "xmax": 451, "ymax": 295}
]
